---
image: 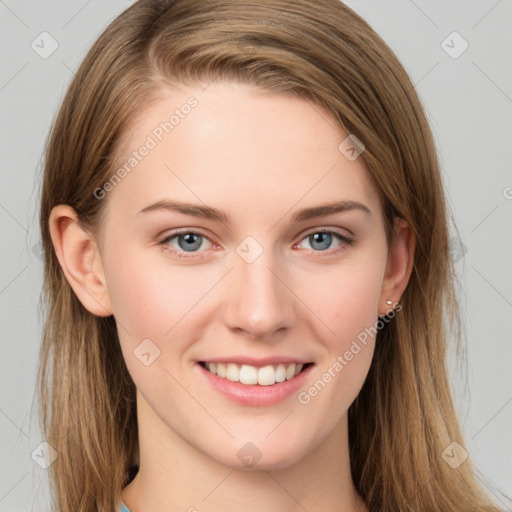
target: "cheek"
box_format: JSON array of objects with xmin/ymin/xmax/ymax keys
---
[
  {"xmin": 103, "ymin": 243, "xmax": 223, "ymax": 356},
  {"xmin": 103, "ymin": 245, "xmax": 192, "ymax": 338},
  {"xmin": 302, "ymin": 258, "xmax": 384, "ymax": 346},
  {"xmin": 295, "ymin": 268, "xmax": 379, "ymax": 427},
  {"xmin": 294, "ymin": 258, "xmax": 382, "ymax": 403}
]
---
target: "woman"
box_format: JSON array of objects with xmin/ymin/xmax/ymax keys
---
[{"xmin": 37, "ymin": 1, "xmax": 508, "ymax": 511}]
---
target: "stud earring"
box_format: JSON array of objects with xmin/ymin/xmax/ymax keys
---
[{"xmin": 378, "ymin": 299, "xmax": 400, "ymax": 324}]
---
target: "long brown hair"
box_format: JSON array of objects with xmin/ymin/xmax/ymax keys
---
[{"xmin": 37, "ymin": 1, "xmax": 509, "ymax": 510}]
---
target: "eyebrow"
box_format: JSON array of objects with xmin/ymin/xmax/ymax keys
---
[{"xmin": 137, "ymin": 199, "xmax": 372, "ymax": 223}]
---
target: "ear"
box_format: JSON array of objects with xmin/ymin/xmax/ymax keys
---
[
  {"xmin": 48, "ymin": 205, "xmax": 113, "ymax": 317},
  {"xmin": 378, "ymin": 217, "xmax": 416, "ymax": 317}
]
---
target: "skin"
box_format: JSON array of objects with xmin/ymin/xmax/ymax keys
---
[{"xmin": 49, "ymin": 80, "xmax": 415, "ymax": 512}]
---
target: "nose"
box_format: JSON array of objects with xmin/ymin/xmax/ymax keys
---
[{"xmin": 222, "ymin": 249, "xmax": 295, "ymax": 339}]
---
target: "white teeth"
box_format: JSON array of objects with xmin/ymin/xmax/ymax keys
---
[
  {"xmin": 285, "ymin": 364, "xmax": 295, "ymax": 380},
  {"xmin": 225, "ymin": 363, "xmax": 239, "ymax": 382},
  {"xmin": 257, "ymin": 365, "xmax": 275, "ymax": 386},
  {"xmin": 203, "ymin": 361, "xmax": 308, "ymax": 386},
  {"xmin": 275, "ymin": 364, "xmax": 286, "ymax": 383},
  {"xmin": 216, "ymin": 363, "xmax": 226, "ymax": 378},
  {"xmin": 240, "ymin": 365, "xmax": 258, "ymax": 385}
]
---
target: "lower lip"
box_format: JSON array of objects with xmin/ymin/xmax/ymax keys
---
[{"xmin": 195, "ymin": 362, "xmax": 314, "ymax": 407}]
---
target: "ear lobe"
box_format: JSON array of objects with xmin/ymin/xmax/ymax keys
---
[
  {"xmin": 378, "ymin": 217, "xmax": 416, "ymax": 316},
  {"xmin": 48, "ymin": 204, "xmax": 113, "ymax": 317}
]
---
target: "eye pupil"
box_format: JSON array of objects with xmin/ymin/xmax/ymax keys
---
[
  {"xmin": 178, "ymin": 233, "xmax": 202, "ymax": 251},
  {"xmin": 310, "ymin": 232, "xmax": 332, "ymax": 251}
]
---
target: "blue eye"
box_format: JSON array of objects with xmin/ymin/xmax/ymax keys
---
[
  {"xmin": 159, "ymin": 229, "xmax": 353, "ymax": 259},
  {"xmin": 174, "ymin": 232, "xmax": 204, "ymax": 252},
  {"xmin": 299, "ymin": 230, "xmax": 353, "ymax": 253},
  {"xmin": 160, "ymin": 231, "xmax": 212, "ymax": 257}
]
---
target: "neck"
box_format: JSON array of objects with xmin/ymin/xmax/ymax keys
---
[{"xmin": 122, "ymin": 390, "xmax": 367, "ymax": 512}]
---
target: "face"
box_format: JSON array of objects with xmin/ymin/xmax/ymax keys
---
[{"xmin": 86, "ymin": 81, "xmax": 396, "ymax": 469}]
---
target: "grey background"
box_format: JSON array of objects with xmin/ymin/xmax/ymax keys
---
[{"xmin": 1, "ymin": 1, "xmax": 511, "ymax": 510}]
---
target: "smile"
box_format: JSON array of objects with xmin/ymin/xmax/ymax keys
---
[{"xmin": 199, "ymin": 361, "xmax": 313, "ymax": 386}]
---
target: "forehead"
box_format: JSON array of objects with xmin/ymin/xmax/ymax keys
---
[{"xmin": 103, "ymin": 81, "xmax": 381, "ymax": 225}]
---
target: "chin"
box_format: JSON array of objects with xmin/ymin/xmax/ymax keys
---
[{"xmin": 208, "ymin": 438, "xmax": 311, "ymax": 472}]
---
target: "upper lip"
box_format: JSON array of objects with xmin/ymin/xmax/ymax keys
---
[{"xmin": 198, "ymin": 356, "xmax": 313, "ymax": 367}]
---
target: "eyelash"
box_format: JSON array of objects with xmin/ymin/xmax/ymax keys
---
[{"xmin": 158, "ymin": 228, "xmax": 354, "ymax": 259}]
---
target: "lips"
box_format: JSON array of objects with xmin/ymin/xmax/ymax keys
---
[{"xmin": 196, "ymin": 359, "xmax": 315, "ymax": 406}]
